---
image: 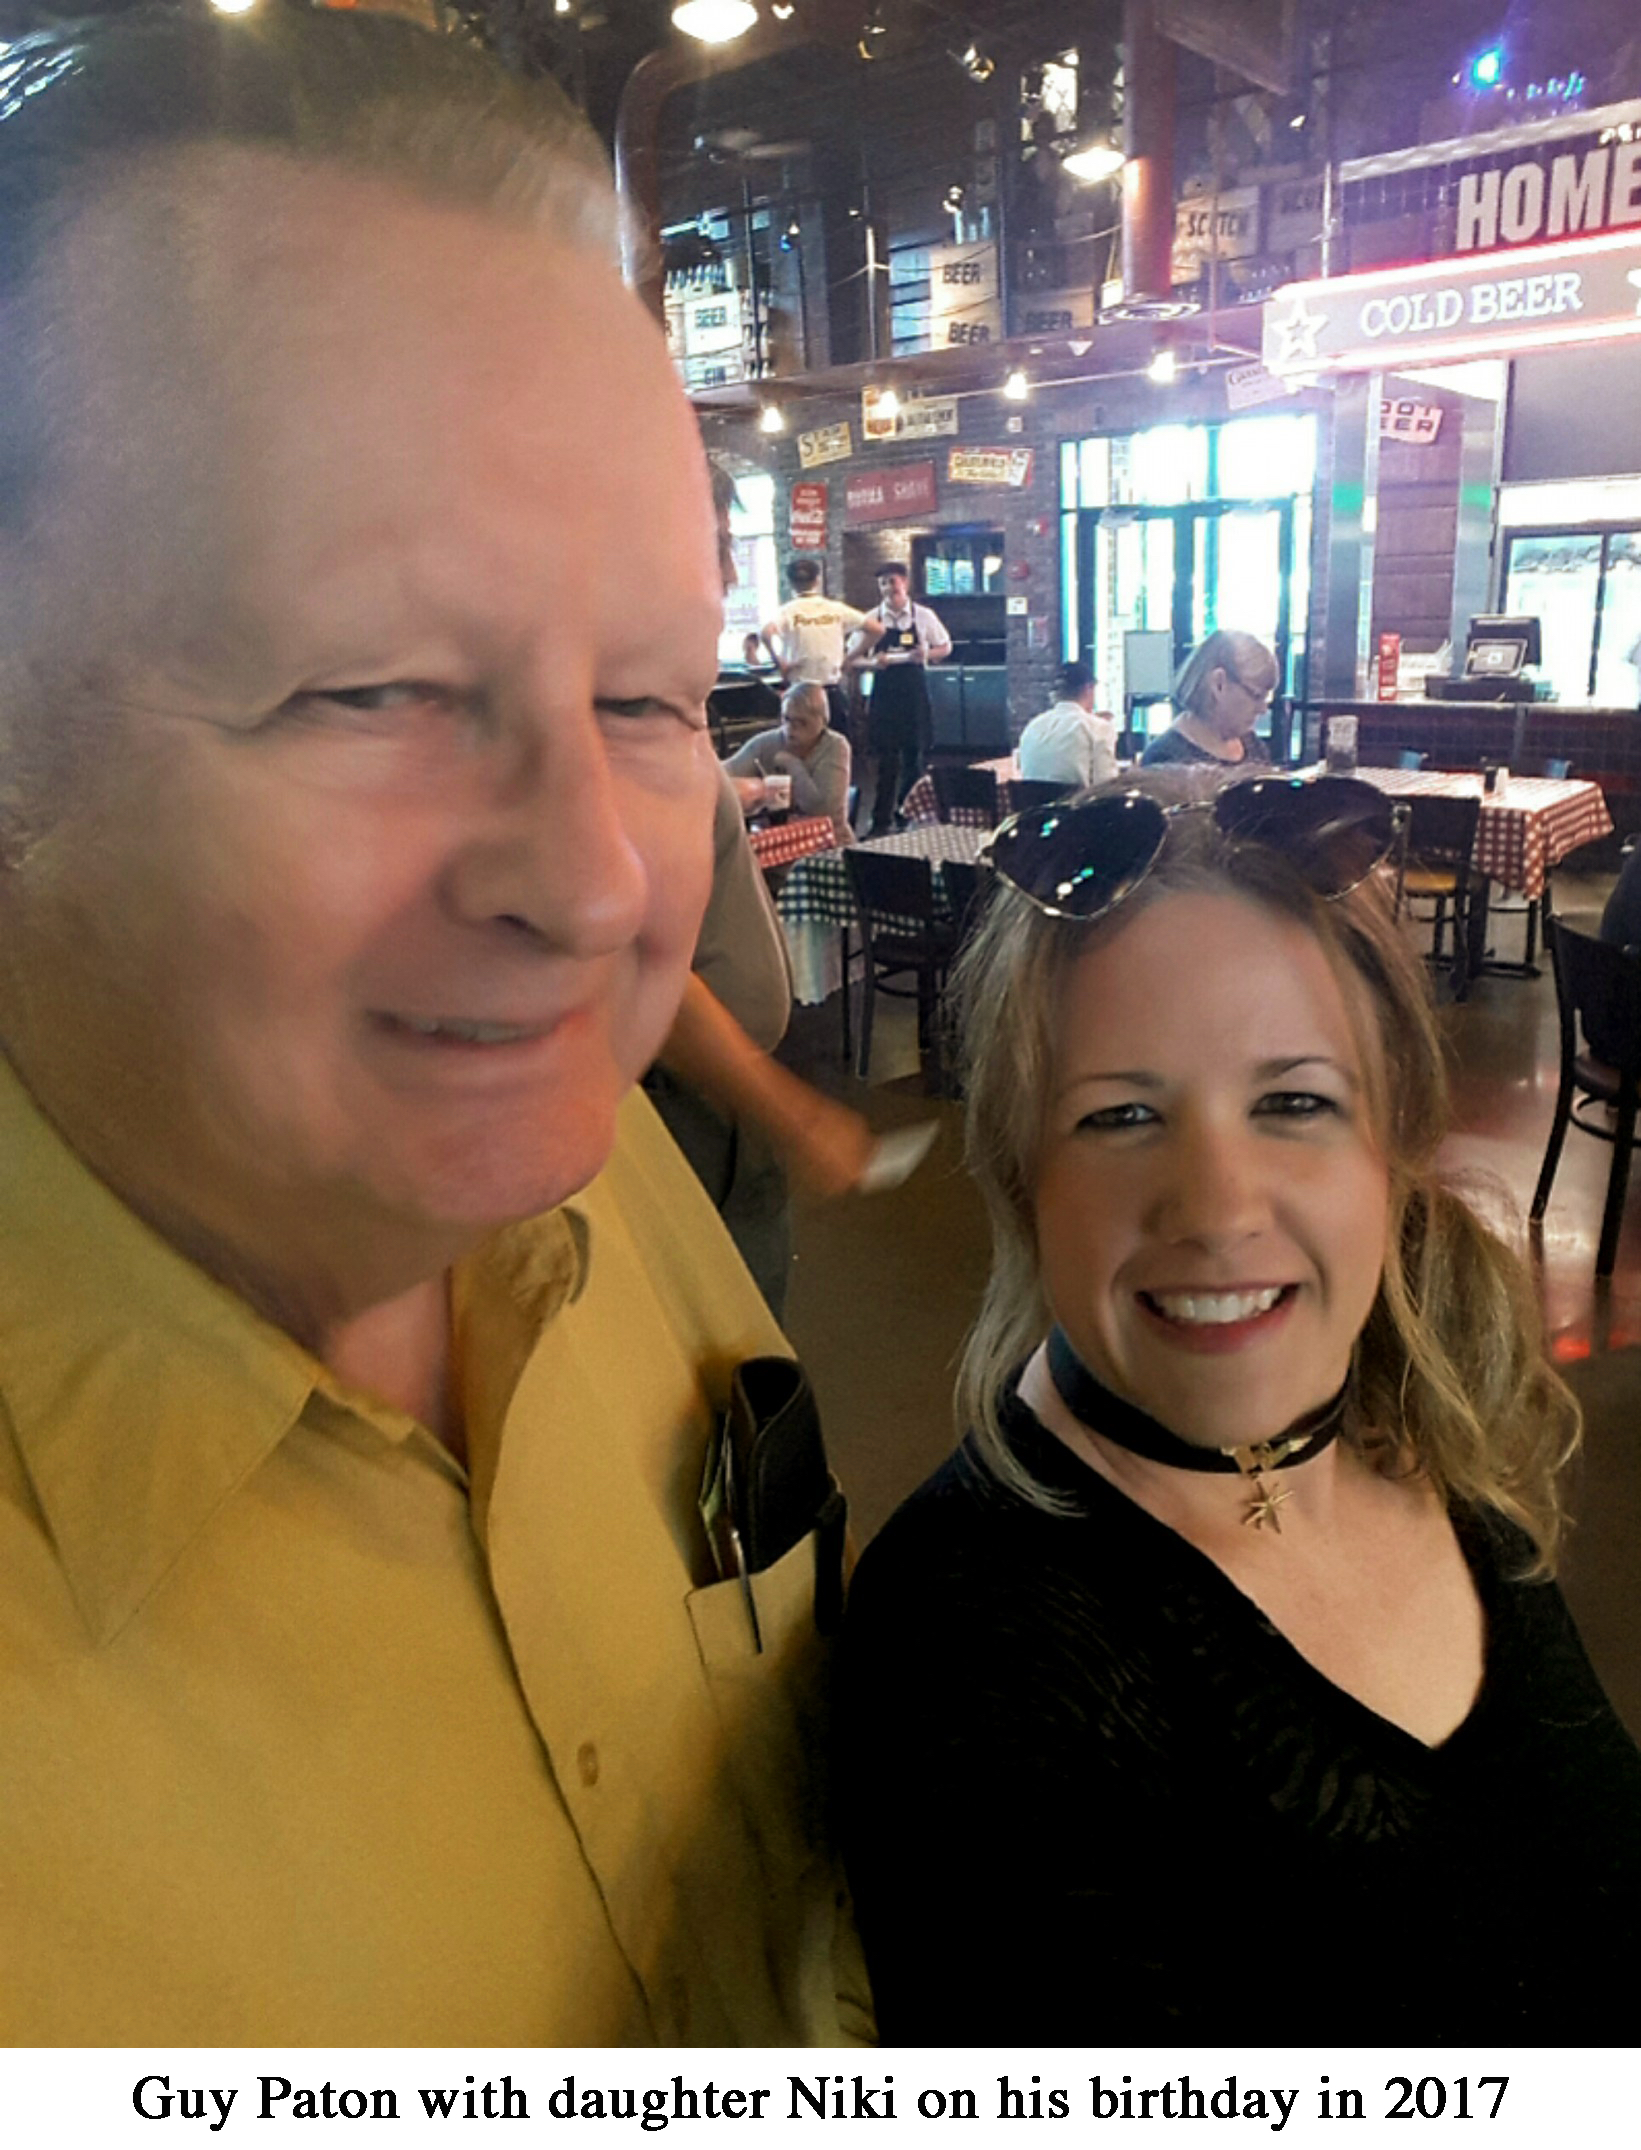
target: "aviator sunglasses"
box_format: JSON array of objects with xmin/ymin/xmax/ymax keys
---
[{"xmin": 984, "ymin": 775, "xmax": 1406, "ymax": 923}]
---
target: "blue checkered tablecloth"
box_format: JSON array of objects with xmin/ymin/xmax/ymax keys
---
[{"xmin": 776, "ymin": 823, "xmax": 988, "ymax": 1004}]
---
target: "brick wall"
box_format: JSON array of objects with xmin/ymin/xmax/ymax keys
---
[{"xmin": 704, "ymin": 364, "xmax": 1325, "ymax": 750}]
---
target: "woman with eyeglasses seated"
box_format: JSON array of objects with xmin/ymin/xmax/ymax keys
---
[
  {"xmin": 838, "ymin": 769, "xmax": 1641, "ymax": 2046},
  {"xmin": 1141, "ymin": 629, "xmax": 1276, "ymax": 767}
]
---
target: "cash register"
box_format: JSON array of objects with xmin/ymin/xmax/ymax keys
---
[{"xmin": 1425, "ymin": 616, "xmax": 1542, "ymax": 703}]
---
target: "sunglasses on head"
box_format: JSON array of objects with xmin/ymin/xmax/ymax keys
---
[{"xmin": 983, "ymin": 776, "xmax": 1406, "ymax": 923}]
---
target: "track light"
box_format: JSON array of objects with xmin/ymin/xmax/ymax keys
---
[
  {"xmin": 1063, "ymin": 141, "xmax": 1124, "ymax": 183},
  {"xmin": 672, "ymin": 0, "xmax": 758, "ymax": 45},
  {"xmin": 1003, "ymin": 370, "xmax": 1030, "ymax": 401},
  {"xmin": 759, "ymin": 405, "xmax": 787, "ymax": 434},
  {"xmin": 857, "ymin": 7, "xmax": 886, "ymax": 60},
  {"xmin": 953, "ymin": 40, "xmax": 994, "ymax": 84},
  {"xmin": 772, "ymin": 0, "xmax": 795, "ymax": 13},
  {"xmin": 874, "ymin": 388, "xmax": 900, "ymax": 420},
  {"xmin": 1147, "ymin": 349, "xmax": 1178, "ymax": 384},
  {"xmin": 779, "ymin": 213, "xmax": 802, "ymax": 250}
]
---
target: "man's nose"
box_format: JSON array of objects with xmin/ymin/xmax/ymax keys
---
[{"xmin": 440, "ymin": 698, "xmax": 651, "ymax": 955}]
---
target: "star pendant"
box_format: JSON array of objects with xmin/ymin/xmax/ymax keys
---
[{"xmin": 1242, "ymin": 1477, "xmax": 1293, "ymax": 1533}]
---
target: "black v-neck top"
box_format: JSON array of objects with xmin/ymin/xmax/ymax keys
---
[{"xmin": 837, "ymin": 1391, "xmax": 1641, "ymax": 2046}]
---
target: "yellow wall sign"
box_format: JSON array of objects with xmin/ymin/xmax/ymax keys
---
[
  {"xmin": 948, "ymin": 447, "xmax": 1035, "ymax": 487},
  {"xmin": 798, "ymin": 421, "xmax": 853, "ymax": 470}
]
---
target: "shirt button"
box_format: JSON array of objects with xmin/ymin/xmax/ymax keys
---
[{"xmin": 576, "ymin": 1741, "xmax": 600, "ymax": 1788}]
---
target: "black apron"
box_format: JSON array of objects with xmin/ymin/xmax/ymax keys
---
[{"xmin": 870, "ymin": 619, "xmax": 932, "ymax": 746}]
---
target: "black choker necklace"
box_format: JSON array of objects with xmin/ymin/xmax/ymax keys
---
[{"xmin": 1045, "ymin": 1327, "xmax": 1348, "ymax": 1534}]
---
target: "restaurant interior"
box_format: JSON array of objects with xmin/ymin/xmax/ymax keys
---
[{"xmin": 601, "ymin": 0, "xmax": 1641, "ymax": 1741}]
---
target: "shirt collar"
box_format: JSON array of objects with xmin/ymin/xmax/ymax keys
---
[{"xmin": 0, "ymin": 1053, "xmax": 588, "ymax": 1645}]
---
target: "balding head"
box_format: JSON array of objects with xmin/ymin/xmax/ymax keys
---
[{"xmin": 0, "ymin": 6, "xmax": 628, "ymax": 838}]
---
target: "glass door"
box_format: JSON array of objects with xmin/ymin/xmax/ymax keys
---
[
  {"xmin": 1504, "ymin": 528, "xmax": 1641, "ymax": 706},
  {"xmin": 1079, "ymin": 499, "xmax": 1296, "ymax": 742}
]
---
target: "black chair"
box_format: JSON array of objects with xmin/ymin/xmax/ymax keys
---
[
  {"xmin": 1531, "ymin": 919, "xmax": 1641, "ymax": 1276},
  {"xmin": 1359, "ymin": 747, "xmax": 1426, "ymax": 771},
  {"xmin": 844, "ymin": 848, "xmax": 959, "ymax": 1088},
  {"xmin": 1396, "ymin": 793, "xmax": 1483, "ymax": 1000},
  {"xmin": 930, "ymin": 763, "xmax": 1001, "ymax": 827},
  {"xmin": 938, "ymin": 856, "xmax": 993, "ymax": 952},
  {"xmin": 1006, "ymin": 777, "xmax": 1077, "ymax": 816}
]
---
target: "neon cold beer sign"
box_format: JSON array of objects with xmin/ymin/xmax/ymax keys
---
[{"xmin": 1262, "ymin": 226, "xmax": 1641, "ymax": 376}]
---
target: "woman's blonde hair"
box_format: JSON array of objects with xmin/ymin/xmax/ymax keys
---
[
  {"xmin": 1174, "ymin": 629, "xmax": 1276, "ymax": 716},
  {"xmin": 952, "ymin": 774, "xmax": 1580, "ymax": 1572}
]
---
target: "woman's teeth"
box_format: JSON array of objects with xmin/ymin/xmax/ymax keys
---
[
  {"xmin": 1146, "ymin": 1286, "xmax": 1286, "ymax": 1326},
  {"xmin": 394, "ymin": 1016, "xmax": 535, "ymax": 1043}
]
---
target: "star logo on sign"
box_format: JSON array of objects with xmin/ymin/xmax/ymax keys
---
[{"xmin": 1271, "ymin": 294, "xmax": 1326, "ymax": 366}]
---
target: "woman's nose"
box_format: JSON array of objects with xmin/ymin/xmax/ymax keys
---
[{"xmin": 1153, "ymin": 1120, "xmax": 1273, "ymax": 1250}]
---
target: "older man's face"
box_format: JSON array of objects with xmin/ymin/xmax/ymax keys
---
[{"xmin": 0, "ymin": 154, "xmax": 721, "ymax": 1294}]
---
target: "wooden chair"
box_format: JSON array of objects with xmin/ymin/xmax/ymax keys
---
[
  {"xmin": 930, "ymin": 763, "xmax": 1001, "ymax": 827},
  {"xmin": 844, "ymin": 849, "xmax": 959, "ymax": 1088},
  {"xmin": 1396, "ymin": 793, "xmax": 1483, "ymax": 1000},
  {"xmin": 1531, "ymin": 919, "xmax": 1641, "ymax": 1276}
]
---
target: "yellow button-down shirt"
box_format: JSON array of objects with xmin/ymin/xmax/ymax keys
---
[{"xmin": 0, "ymin": 1057, "xmax": 868, "ymax": 2045}]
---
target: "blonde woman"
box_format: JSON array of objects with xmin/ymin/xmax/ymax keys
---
[
  {"xmin": 1141, "ymin": 629, "xmax": 1277, "ymax": 766},
  {"xmin": 839, "ymin": 770, "xmax": 1640, "ymax": 2045}
]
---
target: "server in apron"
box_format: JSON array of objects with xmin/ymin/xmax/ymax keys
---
[{"xmin": 851, "ymin": 564, "xmax": 951, "ymax": 837}]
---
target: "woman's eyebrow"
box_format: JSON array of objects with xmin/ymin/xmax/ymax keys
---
[{"xmin": 1254, "ymin": 1054, "xmax": 1361, "ymax": 1087}]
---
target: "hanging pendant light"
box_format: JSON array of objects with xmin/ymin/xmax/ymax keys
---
[{"xmin": 672, "ymin": 0, "xmax": 758, "ymax": 45}]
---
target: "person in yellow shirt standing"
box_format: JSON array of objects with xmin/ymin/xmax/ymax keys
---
[{"xmin": 0, "ymin": 7, "xmax": 866, "ymax": 2047}]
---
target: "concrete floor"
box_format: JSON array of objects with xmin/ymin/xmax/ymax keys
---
[{"xmin": 776, "ymin": 867, "xmax": 1641, "ymax": 1743}]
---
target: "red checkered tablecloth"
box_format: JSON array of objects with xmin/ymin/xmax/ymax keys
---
[
  {"xmin": 1348, "ymin": 768, "xmax": 1612, "ymax": 899},
  {"xmin": 747, "ymin": 814, "xmax": 838, "ymax": 870},
  {"xmin": 901, "ymin": 757, "xmax": 1020, "ymax": 829}
]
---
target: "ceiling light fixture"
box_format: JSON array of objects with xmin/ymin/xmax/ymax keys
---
[
  {"xmin": 953, "ymin": 39, "xmax": 994, "ymax": 83},
  {"xmin": 1147, "ymin": 349, "xmax": 1178, "ymax": 384},
  {"xmin": 857, "ymin": 7, "xmax": 887, "ymax": 59},
  {"xmin": 759, "ymin": 405, "xmax": 787, "ymax": 434},
  {"xmin": 1003, "ymin": 369, "xmax": 1030, "ymax": 401},
  {"xmin": 672, "ymin": 0, "xmax": 758, "ymax": 45},
  {"xmin": 772, "ymin": 0, "xmax": 795, "ymax": 14},
  {"xmin": 875, "ymin": 387, "xmax": 901, "ymax": 419},
  {"xmin": 1063, "ymin": 141, "xmax": 1124, "ymax": 183}
]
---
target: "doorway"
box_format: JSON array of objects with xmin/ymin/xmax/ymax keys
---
[{"xmin": 1074, "ymin": 497, "xmax": 1302, "ymax": 745}]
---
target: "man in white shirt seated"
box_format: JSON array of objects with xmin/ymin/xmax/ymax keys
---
[
  {"xmin": 723, "ymin": 683, "xmax": 854, "ymax": 845},
  {"xmin": 1016, "ymin": 661, "xmax": 1120, "ymax": 793},
  {"xmin": 756, "ymin": 559, "xmax": 868, "ymax": 744}
]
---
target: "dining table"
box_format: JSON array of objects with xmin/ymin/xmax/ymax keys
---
[
  {"xmin": 774, "ymin": 822, "xmax": 988, "ymax": 1005},
  {"xmin": 1341, "ymin": 765, "xmax": 1612, "ymax": 903}
]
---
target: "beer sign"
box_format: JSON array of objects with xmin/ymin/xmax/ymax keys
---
[{"xmin": 1264, "ymin": 226, "xmax": 1641, "ymax": 375}]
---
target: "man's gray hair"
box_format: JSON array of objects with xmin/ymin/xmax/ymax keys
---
[{"xmin": 0, "ymin": 5, "xmax": 619, "ymax": 522}]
